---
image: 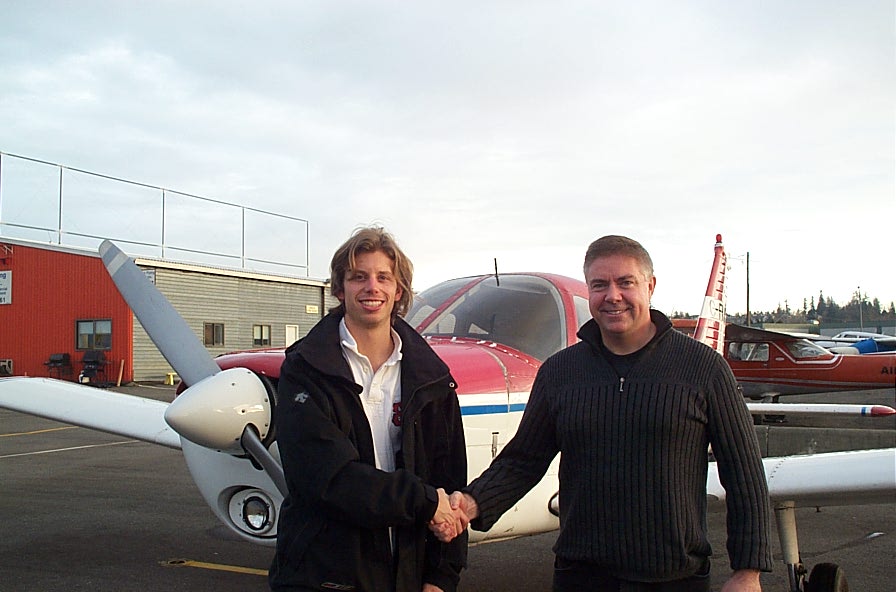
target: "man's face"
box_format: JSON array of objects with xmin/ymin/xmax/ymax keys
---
[
  {"xmin": 337, "ymin": 249, "xmax": 403, "ymax": 333},
  {"xmin": 585, "ymin": 254, "xmax": 656, "ymax": 339}
]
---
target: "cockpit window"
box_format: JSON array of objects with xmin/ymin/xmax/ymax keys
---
[
  {"xmin": 727, "ymin": 342, "xmax": 769, "ymax": 362},
  {"xmin": 409, "ymin": 275, "xmax": 566, "ymax": 361}
]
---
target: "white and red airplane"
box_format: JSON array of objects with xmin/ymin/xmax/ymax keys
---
[
  {"xmin": 0, "ymin": 237, "xmax": 893, "ymax": 592},
  {"xmin": 681, "ymin": 236, "xmax": 896, "ymax": 400}
]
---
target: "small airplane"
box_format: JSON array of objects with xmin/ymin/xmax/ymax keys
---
[
  {"xmin": 790, "ymin": 331, "xmax": 896, "ymax": 355},
  {"xmin": 0, "ymin": 236, "xmax": 893, "ymax": 592},
  {"xmin": 720, "ymin": 324, "xmax": 896, "ymax": 398},
  {"xmin": 675, "ymin": 251, "xmax": 896, "ymax": 401}
]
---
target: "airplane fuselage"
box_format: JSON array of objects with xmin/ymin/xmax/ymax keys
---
[{"xmin": 722, "ymin": 325, "xmax": 896, "ymax": 397}]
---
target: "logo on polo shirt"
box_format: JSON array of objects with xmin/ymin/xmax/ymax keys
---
[{"xmin": 392, "ymin": 401, "xmax": 402, "ymax": 427}]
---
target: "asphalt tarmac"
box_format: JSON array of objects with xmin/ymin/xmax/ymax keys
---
[{"xmin": 1, "ymin": 384, "xmax": 893, "ymax": 591}]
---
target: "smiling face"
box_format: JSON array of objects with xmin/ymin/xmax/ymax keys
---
[
  {"xmin": 336, "ymin": 249, "xmax": 403, "ymax": 335},
  {"xmin": 585, "ymin": 254, "xmax": 656, "ymax": 353}
]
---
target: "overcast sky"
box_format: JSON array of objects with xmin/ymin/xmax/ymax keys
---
[{"xmin": 1, "ymin": 1, "xmax": 893, "ymax": 316}]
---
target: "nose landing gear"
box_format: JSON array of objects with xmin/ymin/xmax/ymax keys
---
[
  {"xmin": 776, "ymin": 502, "xmax": 849, "ymax": 592},
  {"xmin": 804, "ymin": 563, "xmax": 848, "ymax": 592}
]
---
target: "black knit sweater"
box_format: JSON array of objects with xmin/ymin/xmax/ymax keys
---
[{"xmin": 466, "ymin": 309, "xmax": 772, "ymax": 582}]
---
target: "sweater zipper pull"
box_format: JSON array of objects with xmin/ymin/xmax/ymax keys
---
[{"xmin": 619, "ymin": 377, "xmax": 625, "ymax": 393}]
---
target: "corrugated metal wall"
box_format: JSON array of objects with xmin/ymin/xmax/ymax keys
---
[
  {"xmin": 2, "ymin": 239, "xmax": 335, "ymax": 384},
  {"xmin": 130, "ymin": 266, "xmax": 332, "ymax": 382},
  {"xmin": 0, "ymin": 241, "xmax": 133, "ymax": 381}
]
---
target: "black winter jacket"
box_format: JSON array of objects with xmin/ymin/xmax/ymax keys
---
[{"xmin": 269, "ymin": 312, "xmax": 468, "ymax": 592}]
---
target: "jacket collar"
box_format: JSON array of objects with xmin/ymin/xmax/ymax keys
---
[{"xmin": 292, "ymin": 312, "xmax": 452, "ymax": 388}]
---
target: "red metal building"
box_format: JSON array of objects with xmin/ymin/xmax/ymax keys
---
[
  {"xmin": 0, "ymin": 237, "xmax": 332, "ymax": 384},
  {"xmin": 0, "ymin": 240, "xmax": 133, "ymax": 383}
]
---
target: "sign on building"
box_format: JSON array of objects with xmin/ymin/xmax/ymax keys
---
[{"xmin": 0, "ymin": 270, "xmax": 10, "ymax": 304}]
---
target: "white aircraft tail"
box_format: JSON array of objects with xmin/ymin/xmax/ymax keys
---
[{"xmin": 693, "ymin": 234, "xmax": 727, "ymax": 355}]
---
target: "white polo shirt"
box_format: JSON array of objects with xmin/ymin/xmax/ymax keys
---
[{"xmin": 339, "ymin": 318, "xmax": 403, "ymax": 472}]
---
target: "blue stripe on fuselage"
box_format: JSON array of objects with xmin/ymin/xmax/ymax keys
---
[{"xmin": 461, "ymin": 403, "xmax": 526, "ymax": 416}]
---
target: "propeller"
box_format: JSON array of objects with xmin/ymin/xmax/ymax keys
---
[{"xmin": 99, "ymin": 240, "xmax": 287, "ymax": 496}]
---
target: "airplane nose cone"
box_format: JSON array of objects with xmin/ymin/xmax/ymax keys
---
[{"xmin": 164, "ymin": 367, "xmax": 271, "ymax": 453}]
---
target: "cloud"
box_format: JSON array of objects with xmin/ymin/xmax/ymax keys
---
[{"xmin": 1, "ymin": 1, "xmax": 893, "ymax": 315}]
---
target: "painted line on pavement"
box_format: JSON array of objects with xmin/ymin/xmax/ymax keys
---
[
  {"xmin": 163, "ymin": 559, "xmax": 268, "ymax": 576},
  {"xmin": 0, "ymin": 425, "xmax": 78, "ymax": 437},
  {"xmin": 0, "ymin": 440, "xmax": 138, "ymax": 459}
]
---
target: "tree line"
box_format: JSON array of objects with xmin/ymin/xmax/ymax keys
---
[{"xmin": 674, "ymin": 291, "xmax": 896, "ymax": 326}]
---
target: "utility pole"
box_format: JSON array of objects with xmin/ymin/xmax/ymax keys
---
[
  {"xmin": 858, "ymin": 286, "xmax": 864, "ymax": 330},
  {"xmin": 745, "ymin": 252, "xmax": 751, "ymax": 326}
]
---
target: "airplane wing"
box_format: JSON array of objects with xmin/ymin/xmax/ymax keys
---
[
  {"xmin": 746, "ymin": 402, "xmax": 895, "ymax": 417},
  {"xmin": 0, "ymin": 376, "xmax": 180, "ymax": 449},
  {"xmin": 706, "ymin": 448, "xmax": 896, "ymax": 508}
]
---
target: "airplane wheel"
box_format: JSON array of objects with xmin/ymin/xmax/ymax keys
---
[{"xmin": 805, "ymin": 563, "xmax": 849, "ymax": 592}]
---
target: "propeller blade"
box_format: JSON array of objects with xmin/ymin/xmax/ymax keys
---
[
  {"xmin": 99, "ymin": 240, "xmax": 221, "ymax": 386},
  {"xmin": 0, "ymin": 377, "xmax": 181, "ymax": 449},
  {"xmin": 241, "ymin": 425, "xmax": 288, "ymax": 497}
]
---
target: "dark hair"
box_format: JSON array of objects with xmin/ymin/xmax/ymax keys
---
[
  {"xmin": 583, "ymin": 235, "xmax": 654, "ymax": 278},
  {"xmin": 329, "ymin": 226, "xmax": 414, "ymax": 318}
]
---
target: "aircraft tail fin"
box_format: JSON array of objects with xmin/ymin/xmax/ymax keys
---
[{"xmin": 693, "ymin": 234, "xmax": 727, "ymax": 355}]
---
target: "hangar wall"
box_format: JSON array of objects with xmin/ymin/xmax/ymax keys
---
[
  {"xmin": 131, "ymin": 261, "xmax": 333, "ymax": 382},
  {"xmin": 0, "ymin": 239, "xmax": 133, "ymax": 381},
  {"xmin": 0, "ymin": 237, "xmax": 333, "ymax": 383}
]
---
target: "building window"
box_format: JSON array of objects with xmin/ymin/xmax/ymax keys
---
[
  {"xmin": 253, "ymin": 324, "xmax": 271, "ymax": 347},
  {"xmin": 77, "ymin": 319, "xmax": 112, "ymax": 350},
  {"xmin": 204, "ymin": 322, "xmax": 225, "ymax": 346}
]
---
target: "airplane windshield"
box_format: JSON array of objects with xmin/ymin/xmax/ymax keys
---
[
  {"xmin": 785, "ymin": 340, "xmax": 832, "ymax": 359},
  {"xmin": 573, "ymin": 295, "xmax": 592, "ymax": 332},
  {"xmin": 406, "ymin": 277, "xmax": 473, "ymax": 329},
  {"xmin": 409, "ymin": 275, "xmax": 567, "ymax": 361}
]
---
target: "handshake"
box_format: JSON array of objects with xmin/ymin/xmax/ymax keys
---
[{"xmin": 428, "ymin": 489, "xmax": 479, "ymax": 543}]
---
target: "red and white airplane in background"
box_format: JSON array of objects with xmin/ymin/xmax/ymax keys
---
[
  {"xmin": 0, "ymin": 237, "xmax": 893, "ymax": 592},
  {"xmin": 720, "ymin": 323, "xmax": 896, "ymax": 399},
  {"xmin": 682, "ymin": 236, "xmax": 896, "ymax": 400}
]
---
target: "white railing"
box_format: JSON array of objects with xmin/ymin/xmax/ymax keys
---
[{"xmin": 0, "ymin": 151, "xmax": 309, "ymax": 276}]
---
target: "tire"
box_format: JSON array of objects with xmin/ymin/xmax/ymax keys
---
[{"xmin": 806, "ymin": 562, "xmax": 849, "ymax": 592}]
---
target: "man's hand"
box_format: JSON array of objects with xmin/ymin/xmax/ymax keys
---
[
  {"xmin": 428, "ymin": 490, "xmax": 479, "ymax": 543},
  {"xmin": 428, "ymin": 488, "xmax": 467, "ymax": 542},
  {"xmin": 449, "ymin": 491, "xmax": 479, "ymax": 522},
  {"xmin": 721, "ymin": 569, "xmax": 761, "ymax": 592},
  {"xmin": 422, "ymin": 584, "xmax": 444, "ymax": 592}
]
